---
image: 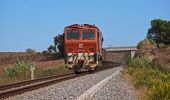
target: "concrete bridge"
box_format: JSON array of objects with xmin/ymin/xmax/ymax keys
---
[{"xmin": 104, "ymin": 46, "xmax": 137, "ymax": 64}]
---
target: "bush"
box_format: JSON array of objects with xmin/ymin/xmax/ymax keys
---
[
  {"xmin": 25, "ymin": 48, "xmax": 36, "ymax": 54},
  {"xmin": 128, "ymin": 56, "xmax": 151, "ymax": 68},
  {"xmin": 148, "ymin": 80, "xmax": 170, "ymax": 99},
  {"xmin": 4, "ymin": 59, "xmax": 30, "ymax": 77},
  {"xmin": 127, "ymin": 67, "xmax": 135, "ymax": 75},
  {"xmin": 4, "ymin": 67, "xmax": 16, "ymax": 77}
]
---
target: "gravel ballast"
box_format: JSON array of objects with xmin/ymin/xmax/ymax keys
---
[
  {"xmin": 7, "ymin": 66, "xmax": 136, "ymax": 100},
  {"xmin": 92, "ymin": 70, "xmax": 136, "ymax": 100}
]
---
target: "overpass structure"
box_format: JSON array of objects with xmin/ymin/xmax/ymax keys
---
[
  {"xmin": 105, "ymin": 46, "xmax": 137, "ymax": 59},
  {"xmin": 103, "ymin": 46, "xmax": 137, "ymax": 64}
]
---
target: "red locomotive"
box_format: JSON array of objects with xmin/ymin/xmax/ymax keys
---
[{"xmin": 64, "ymin": 24, "xmax": 103, "ymax": 73}]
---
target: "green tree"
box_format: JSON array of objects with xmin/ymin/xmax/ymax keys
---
[
  {"xmin": 147, "ymin": 19, "xmax": 170, "ymax": 48},
  {"xmin": 54, "ymin": 34, "xmax": 64, "ymax": 54},
  {"xmin": 48, "ymin": 45, "xmax": 56, "ymax": 53}
]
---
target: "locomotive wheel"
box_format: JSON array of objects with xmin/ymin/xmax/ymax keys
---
[
  {"xmin": 74, "ymin": 70, "xmax": 80, "ymax": 74},
  {"xmin": 74, "ymin": 66, "xmax": 81, "ymax": 74}
]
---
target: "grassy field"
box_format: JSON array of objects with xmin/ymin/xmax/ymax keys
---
[
  {"xmin": 0, "ymin": 60, "xmax": 71, "ymax": 85},
  {"xmin": 0, "ymin": 53, "xmax": 71, "ymax": 86}
]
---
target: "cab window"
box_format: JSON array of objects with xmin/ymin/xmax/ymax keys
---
[
  {"xmin": 82, "ymin": 30, "xmax": 95, "ymax": 40},
  {"xmin": 66, "ymin": 30, "xmax": 80, "ymax": 40}
]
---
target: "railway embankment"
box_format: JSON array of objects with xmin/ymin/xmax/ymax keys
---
[{"xmin": 124, "ymin": 38, "xmax": 170, "ymax": 99}]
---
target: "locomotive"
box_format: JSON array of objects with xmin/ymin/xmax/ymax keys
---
[{"xmin": 64, "ymin": 24, "xmax": 104, "ymax": 73}]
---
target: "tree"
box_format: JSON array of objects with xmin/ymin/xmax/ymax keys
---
[
  {"xmin": 147, "ymin": 19, "xmax": 170, "ymax": 48},
  {"xmin": 48, "ymin": 45, "xmax": 56, "ymax": 53},
  {"xmin": 25, "ymin": 48, "xmax": 36, "ymax": 54},
  {"xmin": 54, "ymin": 34, "xmax": 64, "ymax": 54}
]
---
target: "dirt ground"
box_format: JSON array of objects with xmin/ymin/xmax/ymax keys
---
[{"xmin": 138, "ymin": 45, "xmax": 170, "ymax": 70}]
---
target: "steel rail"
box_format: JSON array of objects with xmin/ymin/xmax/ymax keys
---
[{"xmin": 0, "ymin": 73, "xmax": 74, "ymax": 91}]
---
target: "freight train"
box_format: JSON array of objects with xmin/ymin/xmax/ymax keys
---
[{"xmin": 63, "ymin": 24, "xmax": 113, "ymax": 73}]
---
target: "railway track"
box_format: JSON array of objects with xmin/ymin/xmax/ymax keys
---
[{"xmin": 0, "ymin": 62, "xmax": 120, "ymax": 99}]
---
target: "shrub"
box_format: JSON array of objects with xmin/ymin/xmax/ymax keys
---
[
  {"xmin": 148, "ymin": 80, "xmax": 170, "ymax": 100},
  {"xmin": 127, "ymin": 67, "xmax": 135, "ymax": 75},
  {"xmin": 25, "ymin": 48, "xmax": 36, "ymax": 54},
  {"xmin": 14, "ymin": 59, "xmax": 29, "ymax": 74},
  {"xmin": 4, "ymin": 67, "xmax": 16, "ymax": 77},
  {"xmin": 128, "ymin": 56, "xmax": 151, "ymax": 68},
  {"xmin": 4, "ymin": 59, "xmax": 30, "ymax": 77}
]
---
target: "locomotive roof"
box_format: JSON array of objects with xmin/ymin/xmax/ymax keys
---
[{"xmin": 65, "ymin": 24, "xmax": 100, "ymax": 30}]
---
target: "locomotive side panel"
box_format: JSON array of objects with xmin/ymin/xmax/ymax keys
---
[{"xmin": 98, "ymin": 31, "xmax": 103, "ymax": 57}]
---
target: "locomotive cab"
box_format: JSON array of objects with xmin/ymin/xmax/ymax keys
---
[{"xmin": 64, "ymin": 24, "xmax": 103, "ymax": 73}]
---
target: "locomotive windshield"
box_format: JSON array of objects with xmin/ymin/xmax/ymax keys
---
[
  {"xmin": 82, "ymin": 30, "xmax": 95, "ymax": 40},
  {"xmin": 67, "ymin": 30, "xmax": 80, "ymax": 40}
]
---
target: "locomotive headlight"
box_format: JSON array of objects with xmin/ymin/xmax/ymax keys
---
[
  {"xmin": 89, "ymin": 53, "xmax": 94, "ymax": 56},
  {"xmin": 68, "ymin": 53, "xmax": 73, "ymax": 57},
  {"xmin": 67, "ymin": 53, "xmax": 73, "ymax": 62}
]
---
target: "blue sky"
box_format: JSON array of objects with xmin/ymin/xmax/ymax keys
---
[{"xmin": 0, "ymin": 0, "xmax": 170, "ymax": 52}]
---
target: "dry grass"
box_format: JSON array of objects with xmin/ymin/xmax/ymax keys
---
[{"xmin": 122, "ymin": 68, "xmax": 147, "ymax": 99}]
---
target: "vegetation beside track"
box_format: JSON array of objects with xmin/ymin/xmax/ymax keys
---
[
  {"xmin": 124, "ymin": 38, "xmax": 170, "ymax": 99},
  {"xmin": 0, "ymin": 60, "xmax": 70, "ymax": 86},
  {"xmin": 124, "ymin": 56, "xmax": 170, "ymax": 99}
]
